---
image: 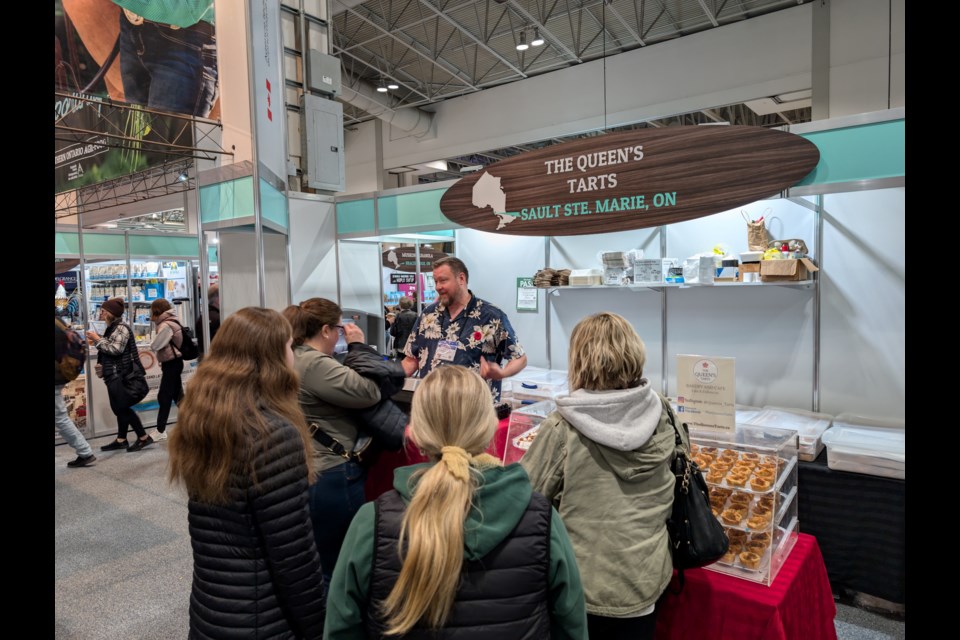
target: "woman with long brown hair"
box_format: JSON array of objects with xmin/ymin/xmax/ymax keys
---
[
  {"xmin": 324, "ymin": 365, "xmax": 587, "ymax": 639},
  {"xmin": 168, "ymin": 307, "xmax": 326, "ymax": 639}
]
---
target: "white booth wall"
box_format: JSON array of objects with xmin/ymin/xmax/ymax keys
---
[{"xmin": 288, "ymin": 193, "xmax": 339, "ymax": 304}]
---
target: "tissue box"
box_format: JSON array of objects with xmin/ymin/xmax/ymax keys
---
[{"xmin": 760, "ymin": 258, "xmax": 819, "ymax": 282}]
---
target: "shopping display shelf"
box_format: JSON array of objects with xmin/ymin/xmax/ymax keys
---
[{"xmin": 543, "ymin": 280, "xmax": 814, "ymax": 293}]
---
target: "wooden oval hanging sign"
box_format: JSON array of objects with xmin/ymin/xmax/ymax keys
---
[
  {"xmin": 439, "ymin": 125, "xmax": 820, "ymax": 236},
  {"xmin": 382, "ymin": 246, "xmax": 448, "ymax": 272}
]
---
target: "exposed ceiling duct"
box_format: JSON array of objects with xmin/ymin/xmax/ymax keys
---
[{"xmin": 338, "ymin": 82, "xmax": 434, "ymax": 138}]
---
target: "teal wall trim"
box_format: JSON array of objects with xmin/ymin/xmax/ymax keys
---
[
  {"xmin": 261, "ymin": 178, "xmax": 289, "ymax": 230},
  {"xmin": 200, "ymin": 176, "xmax": 255, "ymax": 224},
  {"xmin": 376, "ymin": 188, "xmax": 450, "ymax": 232},
  {"xmin": 336, "ymin": 198, "xmax": 376, "ymax": 234},
  {"xmin": 798, "ymin": 119, "xmax": 905, "ymax": 186},
  {"xmin": 55, "ymin": 232, "xmax": 200, "ymax": 258}
]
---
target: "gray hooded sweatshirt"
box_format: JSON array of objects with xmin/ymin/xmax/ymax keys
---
[{"xmin": 521, "ymin": 379, "xmax": 686, "ymax": 617}]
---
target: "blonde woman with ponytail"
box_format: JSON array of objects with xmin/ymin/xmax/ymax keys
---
[{"xmin": 324, "ymin": 365, "xmax": 587, "ymax": 639}]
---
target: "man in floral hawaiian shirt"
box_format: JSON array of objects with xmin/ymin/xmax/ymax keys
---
[{"xmin": 401, "ymin": 257, "xmax": 527, "ymax": 402}]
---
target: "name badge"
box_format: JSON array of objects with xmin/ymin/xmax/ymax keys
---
[{"xmin": 436, "ymin": 340, "xmax": 459, "ymax": 362}]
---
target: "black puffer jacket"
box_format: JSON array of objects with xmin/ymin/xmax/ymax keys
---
[
  {"xmin": 187, "ymin": 413, "xmax": 326, "ymax": 640},
  {"xmin": 341, "ymin": 343, "xmax": 408, "ymax": 451}
]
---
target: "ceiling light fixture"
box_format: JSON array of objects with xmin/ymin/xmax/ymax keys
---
[
  {"xmin": 516, "ymin": 31, "xmax": 529, "ymax": 51},
  {"xmin": 386, "ymin": 80, "xmax": 399, "ymax": 90},
  {"xmin": 531, "ymin": 28, "xmax": 544, "ymax": 47},
  {"xmin": 376, "ymin": 79, "xmax": 388, "ymax": 93}
]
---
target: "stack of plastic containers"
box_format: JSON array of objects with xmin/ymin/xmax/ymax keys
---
[
  {"xmin": 821, "ymin": 413, "xmax": 905, "ymax": 479},
  {"xmin": 501, "ymin": 367, "xmax": 569, "ymax": 409},
  {"xmin": 742, "ymin": 406, "xmax": 833, "ymax": 461}
]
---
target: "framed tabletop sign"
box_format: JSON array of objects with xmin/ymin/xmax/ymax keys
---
[
  {"xmin": 516, "ymin": 277, "xmax": 538, "ymax": 312},
  {"xmin": 676, "ymin": 355, "xmax": 736, "ymax": 434}
]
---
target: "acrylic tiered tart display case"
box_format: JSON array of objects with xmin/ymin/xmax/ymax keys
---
[{"xmin": 690, "ymin": 423, "xmax": 799, "ymax": 586}]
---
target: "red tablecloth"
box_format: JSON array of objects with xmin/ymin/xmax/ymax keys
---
[
  {"xmin": 364, "ymin": 417, "xmax": 511, "ymax": 501},
  {"xmin": 655, "ymin": 533, "xmax": 837, "ymax": 640}
]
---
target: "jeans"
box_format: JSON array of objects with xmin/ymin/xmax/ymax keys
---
[
  {"xmin": 55, "ymin": 385, "xmax": 93, "ymax": 458},
  {"xmin": 308, "ymin": 460, "xmax": 367, "ymax": 582},
  {"xmin": 118, "ymin": 17, "xmax": 218, "ymax": 116},
  {"xmin": 155, "ymin": 358, "xmax": 184, "ymax": 433}
]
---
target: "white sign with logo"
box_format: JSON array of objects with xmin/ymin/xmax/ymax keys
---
[{"xmin": 675, "ymin": 354, "xmax": 736, "ymax": 434}]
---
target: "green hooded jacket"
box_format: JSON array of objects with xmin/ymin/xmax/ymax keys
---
[
  {"xmin": 521, "ymin": 382, "xmax": 685, "ymax": 617},
  {"xmin": 323, "ymin": 460, "xmax": 588, "ymax": 639}
]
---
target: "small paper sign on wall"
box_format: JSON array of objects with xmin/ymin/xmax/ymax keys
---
[
  {"xmin": 516, "ymin": 277, "xmax": 538, "ymax": 312},
  {"xmin": 676, "ymin": 355, "xmax": 736, "ymax": 434}
]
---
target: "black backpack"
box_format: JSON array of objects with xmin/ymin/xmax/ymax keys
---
[
  {"xmin": 171, "ymin": 320, "xmax": 199, "ymax": 360},
  {"xmin": 56, "ymin": 318, "xmax": 87, "ymax": 382}
]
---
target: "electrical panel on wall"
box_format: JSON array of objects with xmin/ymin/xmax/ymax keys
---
[
  {"xmin": 301, "ymin": 93, "xmax": 345, "ymax": 192},
  {"xmin": 307, "ymin": 50, "xmax": 342, "ymax": 97}
]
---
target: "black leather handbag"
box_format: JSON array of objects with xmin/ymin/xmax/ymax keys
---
[
  {"xmin": 110, "ymin": 332, "xmax": 149, "ymax": 408},
  {"xmin": 664, "ymin": 406, "xmax": 728, "ymax": 591}
]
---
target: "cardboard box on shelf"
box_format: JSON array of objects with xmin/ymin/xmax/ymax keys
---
[
  {"xmin": 759, "ymin": 258, "xmax": 819, "ymax": 282},
  {"xmin": 739, "ymin": 263, "xmax": 761, "ymax": 282}
]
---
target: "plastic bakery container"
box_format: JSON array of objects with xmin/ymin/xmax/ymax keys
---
[
  {"xmin": 508, "ymin": 368, "xmax": 569, "ymax": 406},
  {"xmin": 821, "ymin": 413, "xmax": 904, "ymax": 479},
  {"xmin": 503, "ymin": 399, "xmax": 557, "ymax": 465},
  {"xmin": 742, "ymin": 406, "xmax": 833, "ymax": 461}
]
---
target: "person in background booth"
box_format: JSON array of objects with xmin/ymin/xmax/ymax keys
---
[
  {"xmin": 86, "ymin": 297, "xmax": 153, "ymax": 453},
  {"xmin": 520, "ymin": 312, "xmax": 684, "ymax": 640},
  {"xmin": 282, "ymin": 298, "xmax": 406, "ymax": 583},
  {"xmin": 196, "ymin": 282, "xmax": 220, "ymax": 358},
  {"xmin": 147, "ymin": 298, "xmax": 184, "ymax": 441},
  {"xmin": 55, "ymin": 316, "xmax": 96, "ymax": 468},
  {"xmin": 168, "ymin": 307, "xmax": 326, "ymax": 639},
  {"xmin": 324, "ymin": 365, "xmax": 587, "ymax": 639},
  {"xmin": 401, "ymin": 257, "xmax": 527, "ymax": 403},
  {"xmin": 389, "ymin": 295, "xmax": 417, "ymax": 360}
]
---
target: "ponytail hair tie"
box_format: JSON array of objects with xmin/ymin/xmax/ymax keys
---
[{"xmin": 440, "ymin": 446, "xmax": 471, "ymax": 482}]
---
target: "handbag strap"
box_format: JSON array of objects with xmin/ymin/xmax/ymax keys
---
[
  {"xmin": 123, "ymin": 325, "xmax": 143, "ymax": 374},
  {"xmin": 663, "ymin": 395, "xmax": 692, "ymax": 595},
  {"xmin": 662, "ymin": 396, "xmax": 687, "ymax": 455},
  {"xmin": 308, "ymin": 421, "xmax": 360, "ymax": 463},
  {"xmin": 167, "ymin": 319, "xmax": 184, "ymax": 358}
]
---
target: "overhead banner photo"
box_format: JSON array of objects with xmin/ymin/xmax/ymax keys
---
[{"xmin": 55, "ymin": 0, "xmax": 220, "ymax": 192}]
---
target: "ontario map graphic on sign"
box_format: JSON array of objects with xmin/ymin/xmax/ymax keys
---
[{"xmin": 472, "ymin": 172, "xmax": 516, "ymax": 230}]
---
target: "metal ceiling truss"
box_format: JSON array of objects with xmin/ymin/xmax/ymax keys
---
[
  {"xmin": 54, "ymin": 157, "xmax": 195, "ymax": 219},
  {"xmin": 54, "ymin": 93, "xmax": 232, "ymax": 163},
  {"xmin": 54, "ymin": 94, "xmax": 232, "ymax": 217},
  {"xmin": 415, "ymin": 100, "xmax": 811, "ymax": 183},
  {"xmin": 331, "ymin": 0, "xmax": 808, "ymax": 126}
]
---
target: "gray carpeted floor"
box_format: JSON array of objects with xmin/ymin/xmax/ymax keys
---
[{"xmin": 55, "ymin": 434, "xmax": 905, "ymax": 639}]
